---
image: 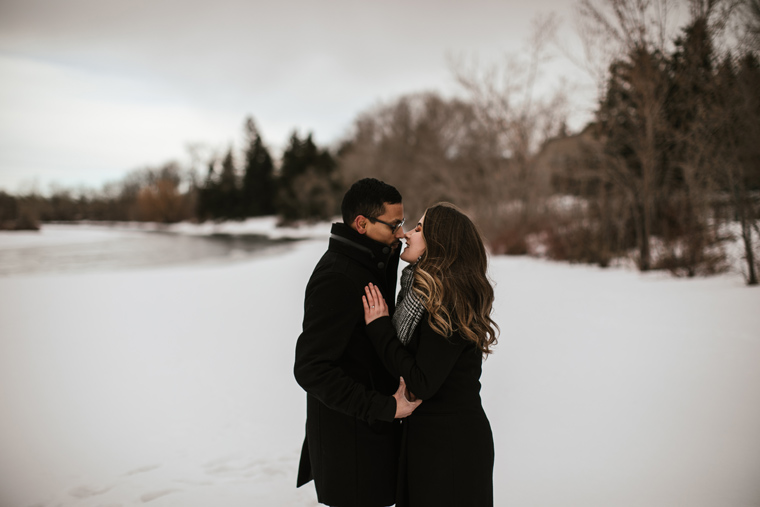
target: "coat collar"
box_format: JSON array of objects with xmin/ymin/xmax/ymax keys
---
[{"xmin": 329, "ymin": 222, "xmax": 398, "ymax": 273}]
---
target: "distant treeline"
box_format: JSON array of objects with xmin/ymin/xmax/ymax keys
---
[
  {"xmin": 0, "ymin": 118, "xmax": 343, "ymax": 228},
  {"xmin": 1, "ymin": 0, "xmax": 758, "ymax": 284}
]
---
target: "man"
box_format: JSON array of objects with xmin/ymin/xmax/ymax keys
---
[{"xmin": 295, "ymin": 178, "xmax": 421, "ymax": 507}]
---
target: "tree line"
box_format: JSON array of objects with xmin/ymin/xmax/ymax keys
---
[
  {"xmin": 0, "ymin": 117, "xmax": 344, "ymax": 229},
  {"xmin": 1, "ymin": 0, "xmax": 758, "ymax": 284},
  {"xmin": 565, "ymin": 0, "xmax": 760, "ymax": 283}
]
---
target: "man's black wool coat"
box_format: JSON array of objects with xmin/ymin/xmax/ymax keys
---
[{"xmin": 294, "ymin": 222, "xmax": 401, "ymax": 507}]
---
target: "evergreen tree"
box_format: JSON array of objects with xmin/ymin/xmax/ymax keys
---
[
  {"xmin": 657, "ymin": 16, "xmax": 722, "ymax": 275},
  {"xmin": 710, "ymin": 53, "xmax": 760, "ymax": 284},
  {"xmin": 196, "ymin": 149, "xmax": 239, "ymax": 221},
  {"xmin": 218, "ymin": 147, "xmax": 239, "ymax": 219},
  {"xmin": 195, "ymin": 160, "xmax": 217, "ymax": 221},
  {"xmin": 597, "ymin": 46, "xmax": 672, "ymax": 270},
  {"xmin": 241, "ymin": 117, "xmax": 276, "ymax": 217},
  {"xmin": 276, "ymin": 132, "xmax": 341, "ymax": 221}
]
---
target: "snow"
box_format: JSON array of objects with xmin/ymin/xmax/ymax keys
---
[{"xmin": 0, "ymin": 222, "xmax": 759, "ymax": 507}]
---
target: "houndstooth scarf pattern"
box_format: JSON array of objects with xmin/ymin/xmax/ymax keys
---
[{"xmin": 392, "ymin": 264, "xmax": 426, "ymax": 345}]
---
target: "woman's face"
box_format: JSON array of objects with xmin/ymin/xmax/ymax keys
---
[{"xmin": 400, "ymin": 213, "xmax": 426, "ymax": 263}]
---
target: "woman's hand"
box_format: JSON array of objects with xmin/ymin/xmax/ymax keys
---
[{"xmin": 362, "ymin": 283, "xmax": 389, "ymax": 324}]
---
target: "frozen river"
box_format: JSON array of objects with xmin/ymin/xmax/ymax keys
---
[{"xmin": 0, "ymin": 223, "xmax": 301, "ymax": 276}]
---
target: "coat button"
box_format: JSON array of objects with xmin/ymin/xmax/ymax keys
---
[
  {"xmin": 382, "ymin": 247, "xmax": 390, "ymax": 254},
  {"xmin": 377, "ymin": 262, "xmax": 385, "ymax": 269}
]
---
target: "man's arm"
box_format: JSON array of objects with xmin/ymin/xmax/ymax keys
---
[{"xmin": 294, "ymin": 272, "xmax": 397, "ymax": 424}]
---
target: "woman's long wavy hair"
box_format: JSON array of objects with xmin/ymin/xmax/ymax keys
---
[{"xmin": 412, "ymin": 203, "xmax": 499, "ymax": 356}]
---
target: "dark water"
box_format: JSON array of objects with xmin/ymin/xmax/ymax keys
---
[{"xmin": 0, "ymin": 226, "xmax": 302, "ymax": 276}]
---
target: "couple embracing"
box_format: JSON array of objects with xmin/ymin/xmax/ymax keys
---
[{"xmin": 294, "ymin": 178, "xmax": 498, "ymax": 507}]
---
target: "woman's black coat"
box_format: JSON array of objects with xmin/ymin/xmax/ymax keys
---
[
  {"xmin": 294, "ymin": 223, "xmax": 401, "ymax": 507},
  {"xmin": 366, "ymin": 314, "xmax": 495, "ymax": 507}
]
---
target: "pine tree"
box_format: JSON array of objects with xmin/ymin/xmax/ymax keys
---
[
  {"xmin": 660, "ymin": 15, "xmax": 723, "ymax": 276},
  {"xmin": 195, "ymin": 160, "xmax": 217, "ymax": 222},
  {"xmin": 241, "ymin": 117, "xmax": 275, "ymax": 217},
  {"xmin": 196, "ymin": 149, "xmax": 239, "ymax": 221},
  {"xmin": 597, "ymin": 46, "xmax": 671, "ymax": 271},
  {"xmin": 711, "ymin": 53, "xmax": 760, "ymax": 284},
  {"xmin": 276, "ymin": 132, "xmax": 341, "ymax": 221},
  {"xmin": 218, "ymin": 147, "xmax": 239, "ymax": 219}
]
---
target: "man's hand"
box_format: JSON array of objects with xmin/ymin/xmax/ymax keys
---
[
  {"xmin": 393, "ymin": 377, "xmax": 422, "ymax": 418},
  {"xmin": 405, "ymin": 383, "xmax": 418, "ymax": 402}
]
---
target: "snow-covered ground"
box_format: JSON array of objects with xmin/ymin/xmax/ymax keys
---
[{"xmin": 0, "ymin": 221, "xmax": 759, "ymax": 507}]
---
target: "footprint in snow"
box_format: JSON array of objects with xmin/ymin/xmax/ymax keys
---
[
  {"xmin": 204, "ymin": 454, "xmax": 293, "ymax": 480},
  {"xmin": 68, "ymin": 484, "xmax": 114, "ymax": 498},
  {"xmin": 140, "ymin": 489, "xmax": 180, "ymax": 503},
  {"xmin": 124, "ymin": 464, "xmax": 162, "ymax": 476}
]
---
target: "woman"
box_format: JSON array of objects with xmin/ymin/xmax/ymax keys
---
[{"xmin": 362, "ymin": 202, "xmax": 499, "ymax": 507}]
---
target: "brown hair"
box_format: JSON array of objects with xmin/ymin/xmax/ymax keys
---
[{"xmin": 412, "ymin": 202, "xmax": 499, "ymax": 356}]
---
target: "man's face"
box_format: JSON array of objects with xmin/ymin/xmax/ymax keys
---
[{"xmin": 363, "ymin": 203, "xmax": 405, "ymax": 249}]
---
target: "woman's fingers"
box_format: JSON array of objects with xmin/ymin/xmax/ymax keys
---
[
  {"xmin": 363, "ymin": 284, "xmax": 382, "ymax": 324},
  {"xmin": 365, "ymin": 283, "xmax": 384, "ymax": 307},
  {"xmin": 369, "ymin": 283, "xmax": 385, "ymax": 308},
  {"xmin": 363, "ymin": 284, "xmax": 389, "ymax": 324}
]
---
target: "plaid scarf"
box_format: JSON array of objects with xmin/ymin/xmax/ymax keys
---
[{"xmin": 392, "ymin": 264, "xmax": 426, "ymax": 345}]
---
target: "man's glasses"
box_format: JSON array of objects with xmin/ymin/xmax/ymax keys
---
[{"xmin": 367, "ymin": 216, "xmax": 405, "ymax": 234}]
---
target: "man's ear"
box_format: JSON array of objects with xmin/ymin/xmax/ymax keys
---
[{"xmin": 354, "ymin": 215, "xmax": 368, "ymax": 235}]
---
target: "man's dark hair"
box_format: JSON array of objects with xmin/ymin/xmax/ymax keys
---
[{"xmin": 341, "ymin": 178, "xmax": 402, "ymax": 225}]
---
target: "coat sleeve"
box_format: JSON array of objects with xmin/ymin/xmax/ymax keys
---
[
  {"xmin": 294, "ymin": 272, "xmax": 396, "ymax": 424},
  {"xmin": 365, "ymin": 316, "xmax": 467, "ymax": 400}
]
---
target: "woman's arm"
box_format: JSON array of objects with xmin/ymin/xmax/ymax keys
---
[{"xmin": 363, "ymin": 284, "xmax": 466, "ymax": 400}]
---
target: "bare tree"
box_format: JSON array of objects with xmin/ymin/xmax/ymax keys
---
[
  {"xmin": 449, "ymin": 13, "xmax": 571, "ymax": 250},
  {"xmin": 338, "ymin": 92, "xmax": 487, "ymax": 223},
  {"xmin": 576, "ymin": 0, "xmax": 680, "ymax": 79},
  {"xmin": 135, "ymin": 162, "xmax": 193, "ymax": 223},
  {"xmin": 722, "ymin": 0, "xmax": 760, "ymax": 53}
]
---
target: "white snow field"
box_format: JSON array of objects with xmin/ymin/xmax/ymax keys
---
[{"xmin": 0, "ymin": 222, "xmax": 759, "ymax": 507}]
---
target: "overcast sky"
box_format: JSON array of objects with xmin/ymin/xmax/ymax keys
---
[{"xmin": 0, "ymin": 0, "xmax": 595, "ymax": 193}]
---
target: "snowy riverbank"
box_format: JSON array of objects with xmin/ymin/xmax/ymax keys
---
[{"xmin": 0, "ymin": 221, "xmax": 758, "ymax": 506}]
